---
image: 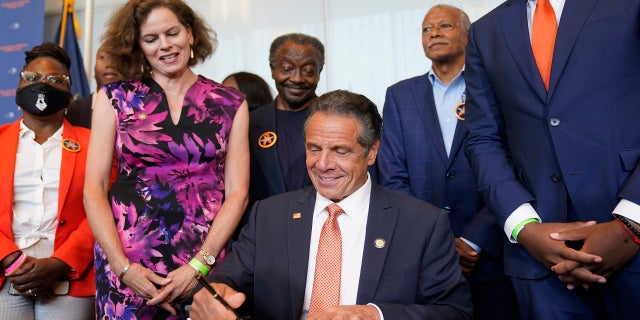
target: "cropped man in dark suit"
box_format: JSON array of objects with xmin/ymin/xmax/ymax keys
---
[
  {"xmin": 377, "ymin": 5, "xmax": 518, "ymax": 320},
  {"xmin": 190, "ymin": 90, "xmax": 472, "ymax": 320},
  {"xmin": 464, "ymin": 0, "xmax": 640, "ymax": 319},
  {"xmin": 65, "ymin": 43, "xmax": 123, "ymax": 128},
  {"xmin": 247, "ymin": 33, "xmax": 324, "ymax": 203}
]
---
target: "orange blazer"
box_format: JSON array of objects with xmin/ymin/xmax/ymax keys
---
[{"xmin": 0, "ymin": 118, "xmax": 95, "ymax": 297}]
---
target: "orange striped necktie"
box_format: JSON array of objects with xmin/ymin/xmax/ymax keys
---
[
  {"xmin": 308, "ymin": 203, "xmax": 344, "ymax": 315},
  {"xmin": 531, "ymin": 0, "xmax": 557, "ymax": 90}
]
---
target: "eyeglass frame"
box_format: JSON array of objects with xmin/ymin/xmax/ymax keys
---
[
  {"xmin": 422, "ymin": 21, "xmax": 461, "ymax": 34},
  {"xmin": 20, "ymin": 71, "xmax": 71, "ymax": 87}
]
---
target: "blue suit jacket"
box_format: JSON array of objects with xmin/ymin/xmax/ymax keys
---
[
  {"xmin": 210, "ymin": 184, "xmax": 472, "ymax": 320},
  {"xmin": 377, "ymin": 75, "xmax": 504, "ymax": 282},
  {"xmin": 464, "ymin": 0, "xmax": 640, "ymax": 278}
]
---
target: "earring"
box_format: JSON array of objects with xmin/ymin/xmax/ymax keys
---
[{"xmin": 190, "ymin": 47, "xmax": 194, "ymax": 59}]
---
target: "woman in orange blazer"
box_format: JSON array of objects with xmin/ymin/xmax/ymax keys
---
[{"xmin": 0, "ymin": 42, "xmax": 95, "ymax": 319}]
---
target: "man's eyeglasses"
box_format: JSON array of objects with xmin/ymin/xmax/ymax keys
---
[
  {"xmin": 20, "ymin": 71, "xmax": 70, "ymax": 87},
  {"xmin": 423, "ymin": 21, "xmax": 460, "ymax": 34}
]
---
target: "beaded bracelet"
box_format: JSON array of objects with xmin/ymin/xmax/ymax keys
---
[
  {"xmin": 118, "ymin": 262, "xmax": 132, "ymax": 280},
  {"xmin": 614, "ymin": 214, "xmax": 640, "ymax": 238},
  {"xmin": 4, "ymin": 252, "xmax": 27, "ymax": 276},
  {"xmin": 615, "ymin": 217, "xmax": 640, "ymax": 246}
]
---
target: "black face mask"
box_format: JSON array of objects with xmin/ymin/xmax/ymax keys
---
[{"xmin": 15, "ymin": 82, "xmax": 71, "ymax": 117}]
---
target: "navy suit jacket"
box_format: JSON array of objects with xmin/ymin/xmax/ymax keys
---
[
  {"xmin": 210, "ymin": 184, "xmax": 472, "ymax": 320},
  {"xmin": 377, "ymin": 74, "xmax": 504, "ymax": 282},
  {"xmin": 464, "ymin": 0, "xmax": 640, "ymax": 278}
]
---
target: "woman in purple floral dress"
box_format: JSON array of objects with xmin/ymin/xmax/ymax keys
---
[{"xmin": 83, "ymin": 1, "xmax": 249, "ymax": 319}]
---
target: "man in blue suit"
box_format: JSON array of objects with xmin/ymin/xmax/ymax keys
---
[
  {"xmin": 464, "ymin": 1, "xmax": 640, "ymax": 319},
  {"xmin": 190, "ymin": 90, "xmax": 472, "ymax": 320},
  {"xmin": 377, "ymin": 4, "xmax": 518, "ymax": 320}
]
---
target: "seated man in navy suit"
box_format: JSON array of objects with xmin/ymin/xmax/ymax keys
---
[{"xmin": 190, "ymin": 90, "xmax": 472, "ymax": 320}]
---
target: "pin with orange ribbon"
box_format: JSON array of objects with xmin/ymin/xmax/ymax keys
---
[
  {"xmin": 258, "ymin": 131, "xmax": 277, "ymax": 149},
  {"xmin": 62, "ymin": 138, "xmax": 81, "ymax": 152},
  {"xmin": 454, "ymin": 92, "xmax": 466, "ymax": 121}
]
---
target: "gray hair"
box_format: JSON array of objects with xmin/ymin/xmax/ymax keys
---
[
  {"xmin": 304, "ymin": 90, "xmax": 382, "ymax": 154},
  {"xmin": 268, "ymin": 33, "xmax": 325, "ymax": 68},
  {"xmin": 429, "ymin": 4, "xmax": 471, "ymax": 32}
]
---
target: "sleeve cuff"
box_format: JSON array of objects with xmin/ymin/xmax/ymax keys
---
[
  {"xmin": 459, "ymin": 237, "xmax": 482, "ymax": 253},
  {"xmin": 367, "ymin": 303, "xmax": 384, "ymax": 320},
  {"xmin": 504, "ymin": 203, "xmax": 541, "ymax": 243},
  {"xmin": 614, "ymin": 199, "xmax": 640, "ymax": 224}
]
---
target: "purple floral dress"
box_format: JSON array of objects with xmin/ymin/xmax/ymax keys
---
[{"xmin": 94, "ymin": 76, "xmax": 244, "ymax": 319}]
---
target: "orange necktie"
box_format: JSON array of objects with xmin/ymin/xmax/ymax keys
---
[
  {"xmin": 308, "ymin": 203, "xmax": 344, "ymax": 315},
  {"xmin": 531, "ymin": 0, "xmax": 557, "ymax": 90}
]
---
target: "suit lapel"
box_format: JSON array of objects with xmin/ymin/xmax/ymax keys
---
[
  {"xmin": 251, "ymin": 102, "xmax": 286, "ymax": 193},
  {"xmin": 0, "ymin": 121, "xmax": 20, "ymax": 231},
  {"xmin": 548, "ymin": 0, "xmax": 598, "ymax": 98},
  {"xmin": 287, "ymin": 188, "xmax": 315, "ymax": 319},
  {"xmin": 413, "ymin": 75, "xmax": 448, "ymax": 165},
  {"xmin": 58, "ymin": 120, "xmax": 77, "ymax": 218},
  {"xmin": 447, "ymin": 121, "xmax": 468, "ymax": 168},
  {"xmin": 501, "ymin": 0, "xmax": 548, "ymax": 102},
  {"xmin": 356, "ymin": 184, "xmax": 398, "ymax": 304}
]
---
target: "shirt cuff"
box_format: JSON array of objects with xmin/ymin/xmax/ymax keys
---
[
  {"xmin": 613, "ymin": 199, "xmax": 640, "ymax": 224},
  {"xmin": 368, "ymin": 303, "xmax": 384, "ymax": 320},
  {"xmin": 460, "ymin": 237, "xmax": 482, "ymax": 253},
  {"xmin": 504, "ymin": 203, "xmax": 541, "ymax": 243}
]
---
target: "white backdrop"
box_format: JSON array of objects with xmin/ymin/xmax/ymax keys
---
[{"xmin": 44, "ymin": 0, "xmax": 505, "ymax": 110}]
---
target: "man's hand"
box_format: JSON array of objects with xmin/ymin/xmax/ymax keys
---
[
  {"xmin": 517, "ymin": 221, "xmax": 603, "ymax": 273},
  {"xmin": 308, "ymin": 305, "xmax": 380, "ymax": 320},
  {"xmin": 454, "ymin": 238, "xmax": 479, "ymax": 276},
  {"xmin": 550, "ymin": 220, "xmax": 639, "ymax": 289},
  {"xmin": 190, "ymin": 282, "xmax": 246, "ymax": 320}
]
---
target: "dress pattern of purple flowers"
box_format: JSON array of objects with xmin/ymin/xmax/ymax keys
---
[{"xmin": 94, "ymin": 76, "xmax": 244, "ymax": 319}]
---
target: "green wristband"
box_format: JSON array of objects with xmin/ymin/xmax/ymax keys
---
[
  {"xmin": 512, "ymin": 218, "xmax": 540, "ymax": 242},
  {"xmin": 189, "ymin": 258, "xmax": 211, "ymax": 275}
]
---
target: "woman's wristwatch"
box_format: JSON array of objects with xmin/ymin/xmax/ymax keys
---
[{"xmin": 199, "ymin": 249, "xmax": 216, "ymax": 267}]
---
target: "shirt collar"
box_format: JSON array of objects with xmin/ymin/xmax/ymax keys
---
[
  {"xmin": 19, "ymin": 120, "xmax": 64, "ymax": 142},
  {"xmin": 314, "ymin": 173, "xmax": 372, "ymax": 221},
  {"xmin": 427, "ymin": 65, "xmax": 466, "ymax": 86}
]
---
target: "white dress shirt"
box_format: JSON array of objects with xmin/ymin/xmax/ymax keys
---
[
  {"xmin": 301, "ymin": 174, "xmax": 385, "ymax": 318},
  {"xmin": 12, "ymin": 121, "xmax": 63, "ymax": 257}
]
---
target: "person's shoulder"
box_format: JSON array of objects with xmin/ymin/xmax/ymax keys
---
[
  {"xmin": 387, "ymin": 74, "xmax": 428, "ymax": 91},
  {"xmin": 249, "ymin": 100, "xmax": 276, "ymax": 119},
  {"xmin": 104, "ymin": 79, "xmax": 143, "ymax": 95},
  {"xmin": 197, "ymin": 75, "xmax": 246, "ymax": 104},
  {"xmin": 471, "ymin": 1, "xmax": 513, "ymax": 29},
  {"xmin": 63, "ymin": 120, "xmax": 91, "ymax": 142},
  {"xmin": 0, "ymin": 120, "xmax": 19, "ymax": 137}
]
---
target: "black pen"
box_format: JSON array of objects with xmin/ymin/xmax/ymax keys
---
[{"xmin": 195, "ymin": 273, "xmax": 243, "ymax": 320}]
